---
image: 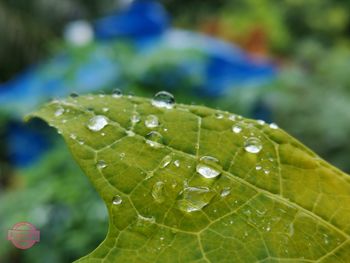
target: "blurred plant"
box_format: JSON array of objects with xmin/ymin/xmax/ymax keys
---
[{"xmin": 263, "ymin": 41, "xmax": 350, "ymax": 172}]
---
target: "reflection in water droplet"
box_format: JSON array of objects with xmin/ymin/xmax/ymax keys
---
[
  {"xmin": 112, "ymin": 195, "xmax": 122, "ymax": 205},
  {"xmin": 151, "ymin": 91, "xmax": 175, "ymax": 109},
  {"xmin": 112, "ymin": 89, "xmax": 122, "ymax": 98},
  {"xmin": 152, "ymin": 181, "xmax": 165, "ymax": 203},
  {"xmin": 196, "ymin": 156, "xmax": 221, "ymax": 179},
  {"xmin": 232, "ymin": 125, "xmax": 242, "ymax": 134},
  {"xmin": 177, "ymin": 186, "xmax": 212, "ymax": 212},
  {"xmin": 55, "ymin": 107, "xmax": 65, "ymax": 117},
  {"xmin": 220, "ymin": 187, "xmax": 231, "ymax": 197},
  {"xmin": 160, "ymin": 155, "xmax": 172, "ymax": 168},
  {"xmin": 87, "ymin": 115, "xmax": 109, "ymax": 131},
  {"xmin": 244, "ymin": 137, "xmax": 262, "ymax": 154},
  {"xmin": 96, "ymin": 160, "xmax": 107, "ymax": 169},
  {"xmin": 145, "ymin": 115, "xmax": 159, "ymax": 128},
  {"xmin": 269, "ymin": 123, "xmax": 278, "ymax": 129},
  {"xmin": 131, "ymin": 113, "xmax": 141, "ymax": 123},
  {"xmin": 146, "ymin": 131, "xmax": 163, "ymax": 147}
]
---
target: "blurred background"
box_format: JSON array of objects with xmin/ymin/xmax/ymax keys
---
[{"xmin": 1, "ymin": 0, "xmax": 350, "ymax": 262}]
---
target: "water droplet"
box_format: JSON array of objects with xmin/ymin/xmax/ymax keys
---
[
  {"xmin": 174, "ymin": 160, "xmax": 180, "ymax": 167},
  {"xmin": 112, "ymin": 195, "xmax": 122, "ymax": 205},
  {"xmin": 126, "ymin": 130, "xmax": 135, "ymax": 137},
  {"xmin": 269, "ymin": 123, "xmax": 278, "ymax": 129},
  {"xmin": 131, "ymin": 113, "xmax": 141, "ymax": 123},
  {"xmin": 146, "ymin": 131, "xmax": 163, "ymax": 147},
  {"xmin": 54, "ymin": 107, "xmax": 65, "ymax": 117},
  {"xmin": 87, "ymin": 115, "xmax": 109, "ymax": 131},
  {"xmin": 70, "ymin": 134, "xmax": 77, "ymax": 140},
  {"xmin": 244, "ymin": 137, "xmax": 262, "ymax": 154},
  {"xmin": 96, "ymin": 160, "xmax": 107, "ymax": 169},
  {"xmin": 145, "ymin": 115, "xmax": 159, "ymax": 128},
  {"xmin": 137, "ymin": 214, "xmax": 155, "ymax": 225},
  {"xmin": 255, "ymin": 165, "xmax": 262, "ymax": 170},
  {"xmin": 152, "ymin": 181, "xmax": 165, "ymax": 203},
  {"xmin": 160, "ymin": 155, "xmax": 172, "ymax": 168},
  {"xmin": 177, "ymin": 186, "xmax": 212, "ymax": 212},
  {"xmin": 257, "ymin": 120, "xmax": 265, "ymax": 125},
  {"xmin": 102, "ymin": 107, "xmax": 109, "ymax": 112},
  {"xmin": 232, "ymin": 125, "xmax": 242, "ymax": 134},
  {"xmin": 264, "ymin": 169, "xmax": 270, "ymax": 175},
  {"xmin": 112, "ymin": 89, "xmax": 122, "ymax": 98},
  {"xmin": 215, "ymin": 113, "xmax": 224, "ymax": 119},
  {"xmin": 70, "ymin": 92, "xmax": 79, "ymax": 98},
  {"xmin": 229, "ymin": 114, "xmax": 238, "ymax": 121},
  {"xmin": 151, "ymin": 91, "xmax": 175, "ymax": 109},
  {"xmin": 196, "ymin": 156, "xmax": 221, "ymax": 179},
  {"xmin": 220, "ymin": 187, "xmax": 231, "ymax": 197},
  {"xmin": 119, "ymin": 153, "xmax": 125, "ymax": 159}
]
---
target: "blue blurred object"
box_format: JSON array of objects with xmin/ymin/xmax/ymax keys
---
[{"xmin": 0, "ymin": 0, "xmax": 276, "ymax": 167}]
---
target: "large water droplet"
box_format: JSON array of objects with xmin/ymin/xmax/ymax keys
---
[
  {"xmin": 87, "ymin": 115, "xmax": 109, "ymax": 131},
  {"xmin": 146, "ymin": 131, "xmax": 163, "ymax": 147},
  {"xmin": 196, "ymin": 156, "xmax": 221, "ymax": 179},
  {"xmin": 112, "ymin": 195, "xmax": 122, "ymax": 205},
  {"xmin": 244, "ymin": 137, "xmax": 262, "ymax": 154},
  {"xmin": 232, "ymin": 125, "xmax": 242, "ymax": 134},
  {"xmin": 131, "ymin": 113, "xmax": 141, "ymax": 123},
  {"xmin": 151, "ymin": 91, "xmax": 175, "ymax": 109},
  {"xmin": 145, "ymin": 115, "xmax": 159, "ymax": 128},
  {"xmin": 160, "ymin": 155, "xmax": 172, "ymax": 168},
  {"xmin": 177, "ymin": 186, "xmax": 212, "ymax": 212},
  {"xmin": 152, "ymin": 181, "xmax": 165, "ymax": 203},
  {"xmin": 55, "ymin": 107, "xmax": 65, "ymax": 117},
  {"xmin": 112, "ymin": 89, "xmax": 122, "ymax": 98},
  {"xmin": 96, "ymin": 160, "xmax": 107, "ymax": 169}
]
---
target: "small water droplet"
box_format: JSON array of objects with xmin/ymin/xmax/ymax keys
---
[
  {"xmin": 87, "ymin": 115, "xmax": 109, "ymax": 131},
  {"xmin": 257, "ymin": 120, "xmax": 266, "ymax": 125},
  {"xmin": 264, "ymin": 169, "xmax": 270, "ymax": 175},
  {"xmin": 220, "ymin": 187, "xmax": 231, "ymax": 197},
  {"xmin": 119, "ymin": 153, "xmax": 125, "ymax": 159},
  {"xmin": 70, "ymin": 134, "xmax": 77, "ymax": 140},
  {"xmin": 102, "ymin": 107, "xmax": 109, "ymax": 112},
  {"xmin": 55, "ymin": 107, "xmax": 65, "ymax": 117},
  {"xmin": 269, "ymin": 123, "xmax": 278, "ymax": 129},
  {"xmin": 196, "ymin": 156, "xmax": 221, "ymax": 179},
  {"xmin": 131, "ymin": 113, "xmax": 141, "ymax": 123},
  {"xmin": 151, "ymin": 91, "xmax": 175, "ymax": 109},
  {"xmin": 96, "ymin": 160, "xmax": 107, "ymax": 169},
  {"xmin": 232, "ymin": 125, "xmax": 242, "ymax": 134},
  {"xmin": 244, "ymin": 137, "xmax": 262, "ymax": 154},
  {"xmin": 152, "ymin": 181, "xmax": 165, "ymax": 203},
  {"xmin": 70, "ymin": 92, "xmax": 79, "ymax": 98},
  {"xmin": 112, "ymin": 195, "xmax": 122, "ymax": 205},
  {"xmin": 145, "ymin": 115, "xmax": 159, "ymax": 128},
  {"xmin": 256, "ymin": 165, "xmax": 262, "ymax": 170},
  {"xmin": 126, "ymin": 130, "xmax": 135, "ymax": 137},
  {"xmin": 160, "ymin": 155, "xmax": 172, "ymax": 168},
  {"xmin": 112, "ymin": 89, "xmax": 122, "ymax": 98},
  {"xmin": 174, "ymin": 160, "xmax": 180, "ymax": 167},
  {"xmin": 215, "ymin": 113, "xmax": 224, "ymax": 119},
  {"xmin": 177, "ymin": 186, "xmax": 212, "ymax": 212},
  {"xmin": 146, "ymin": 131, "xmax": 163, "ymax": 147}
]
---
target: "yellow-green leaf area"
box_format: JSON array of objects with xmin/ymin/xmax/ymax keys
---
[{"xmin": 27, "ymin": 95, "xmax": 350, "ymax": 262}]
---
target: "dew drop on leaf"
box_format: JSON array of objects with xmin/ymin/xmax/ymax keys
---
[
  {"xmin": 146, "ymin": 131, "xmax": 163, "ymax": 147},
  {"xmin": 87, "ymin": 115, "xmax": 109, "ymax": 131},
  {"xmin": 96, "ymin": 160, "xmax": 107, "ymax": 169},
  {"xmin": 232, "ymin": 125, "xmax": 243, "ymax": 134},
  {"xmin": 174, "ymin": 160, "xmax": 180, "ymax": 167},
  {"xmin": 220, "ymin": 187, "xmax": 231, "ymax": 197},
  {"xmin": 215, "ymin": 113, "xmax": 224, "ymax": 119},
  {"xmin": 131, "ymin": 113, "xmax": 141, "ymax": 123},
  {"xmin": 126, "ymin": 130, "xmax": 135, "ymax": 137},
  {"xmin": 257, "ymin": 120, "xmax": 266, "ymax": 125},
  {"xmin": 269, "ymin": 123, "xmax": 279, "ymax": 129},
  {"xmin": 151, "ymin": 91, "xmax": 175, "ymax": 109},
  {"xmin": 177, "ymin": 186, "xmax": 212, "ymax": 212},
  {"xmin": 151, "ymin": 181, "xmax": 165, "ymax": 203},
  {"xmin": 112, "ymin": 195, "xmax": 122, "ymax": 205},
  {"xmin": 160, "ymin": 155, "xmax": 172, "ymax": 168},
  {"xmin": 196, "ymin": 156, "xmax": 221, "ymax": 179},
  {"xmin": 54, "ymin": 107, "xmax": 65, "ymax": 117},
  {"xmin": 112, "ymin": 88, "xmax": 122, "ymax": 98},
  {"xmin": 102, "ymin": 107, "xmax": 109, "ymax": 112},
  {"xmin": 145, "ymin": 115, "xmax": 159, "ymax": 128},
  {"xmin": 244, "ymin": 137, "xmax": 263, "ymax": 154}
]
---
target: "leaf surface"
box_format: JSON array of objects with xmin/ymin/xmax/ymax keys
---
[{"xmin": 28, "ymin": 95, "xmax": 350, "ymax": 262}]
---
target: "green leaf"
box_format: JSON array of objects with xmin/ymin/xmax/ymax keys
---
[{"xmin": 27, "ymin": 94, "xmax": 350, "ymax": 262}]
